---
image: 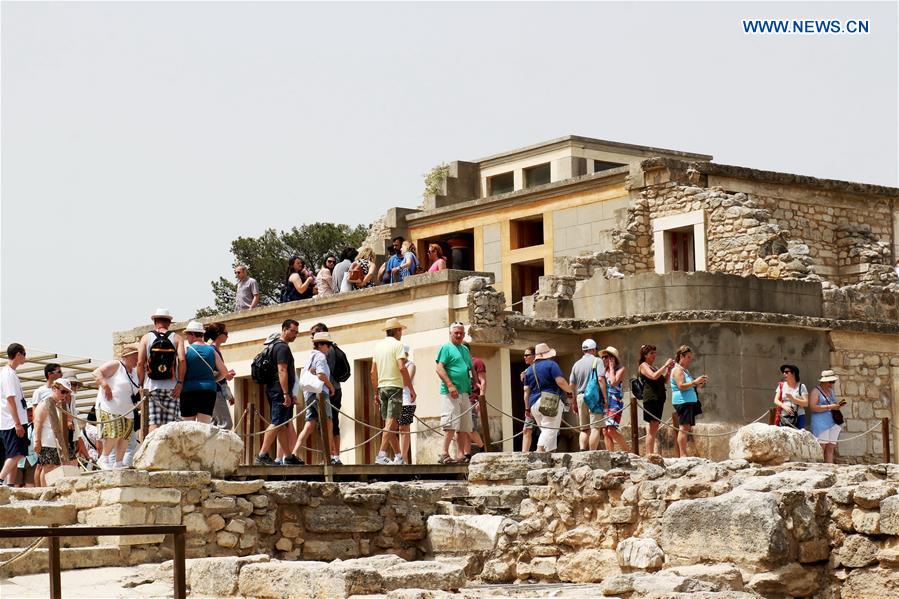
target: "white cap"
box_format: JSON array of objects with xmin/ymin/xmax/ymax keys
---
[{"xmin": 582, "ymin": 339, "xmax": 597, "ymax": 351}]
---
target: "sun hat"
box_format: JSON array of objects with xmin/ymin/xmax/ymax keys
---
[
  {"xmin": 312, "ymin": 332, "xmax": 333, "ymax": 345},
  {"xmin": 382, "ymin": 318, "xmax": 407, "ymax": 331},
  {"xmin": 184, "ymin": 320, "xmax": 206, "ymax": 334},
  {"xmin": 150, "ymin": 308, "xmax": 173, "ymax": 321},
  {"xmin": 120, "ymin": 345, "xmax": 139, "ymax": 358},
  {"xmin": 600, "ymin": 346, "xmax": 620, "ymax": 361},
  {"xmin": 582, "ymin": 339, "xmax": 597, "ymax": 351},
  {"xmin": 819, "ymin": 370, "xmax": 839, "ymax": 383},
  {"xmin": 534, "ymin": 343, "xmax": 556, "ymax": 360},
  {"xmin": 53, "ymin": 378, "xmax": 73, "ymax": 392}
]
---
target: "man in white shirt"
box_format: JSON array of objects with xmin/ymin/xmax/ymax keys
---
[
  {"xmin": 30, "ymin": 363, "xmax": 62, "ymax": 408},
  {"xmin": 1, "ymin": 343, "xmax": 29, "ymax": 486},
  {"xmin": 234, "ymin": 266, "xmax": 260, "ymax": 312}
]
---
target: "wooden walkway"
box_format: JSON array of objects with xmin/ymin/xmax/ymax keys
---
[{"xmin": 232, "ymin": 463, "xmax": 469, "ymax": 482}]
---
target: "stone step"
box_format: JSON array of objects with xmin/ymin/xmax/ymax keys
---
[
  {"xmin": 0, "ymin": 545, "xmax": 122, "ymax": 577},
  {"xmin": 0, "ymin": 501, "xmax": 78, "ymax": 526}
]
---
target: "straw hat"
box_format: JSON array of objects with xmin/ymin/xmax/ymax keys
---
[
  {"xmin": 600, "ymin": 346, "xmax": 620, "ymax": 361},
  {"xmin": 53, "ymin": 378, "xmax": 74, "ymax": 392},
  {"xmin": 382, "ymin": 318, "xmax": 407, "ymax": 331},
  {"xmin": 150, "ymin": 308, "xmax": 173, "ymax": 321},
  {"xmin": 312, "ymin": 332, "xmax": 333, "ymax": 345},
  {"xmin": 184, "ymin": 320, "xmax": 206, "ymax": 334},
  {"xmin": 533, "ymin": 343, "xmax": 556, "ymax": 360},
  {"xmin": 819, "ymin": 370, "xmax": 839, "ymax": 383},
  {"xmin": 120, "ymin": 345, "xmax": 139, "ymax": 358}
]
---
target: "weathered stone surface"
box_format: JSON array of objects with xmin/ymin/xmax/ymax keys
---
[
  {"xmin": 842, "ymin": 566, "xmax": 899, "ymax": 599},
  {"xmin": 737, "ymin": 469, "xmax": 834, "ymax": 492},
  {"xmin": 747, "ymin": 563, "xmax": 822, "ymax": 597},
  {"xmin": 81, "ymin": 504, "xmax": 147, "ymax": 526},
  {"xmin": 148, "ymin": 470, "xmax": 211, "ymax": 488},
  {"xmin": 468, "ymin": 452, "xmax": 555, "ymax": 482},
  {"xmin": 303, "ymin": 538, "xmax": 358, "ymax": 560},
  {"xmin": 183, "ymin": 512, "xmax": 210, "ymax": 535},
  {"xmin": 556, "ymin": 549, "xmax": 620, "ymax": 583},
  {"xmin": 728, "ymin": 423, "xmax": 822, "ymax": 465},
  {"xmin": 835, "ymin": 534, "xmax": 880, "ymax": 568},
  {"xmin": 217, "ymin": 531, "xmax": 239, "ymax": 549},
  {"xmin": 852, "ymin": 508, "xmax": 881, "ymax": 534},
  {"xmin": 264, "ymin": 481, "xmax": 312, "ymax": 504},
  {"xmin": 99, "ymin": 487, "xmax": 181, "ymax": 505},
  {"xmin": 304, "ymin": 505, "xmax": 383, "ymax": 533},
  {"xmin": 600, "ymin": 572, "xmax": 717, "ymax": 596},
  {"xmin": 853, "ymin": 482, "xmax": 896, "ymax": 509},
  {"xmin": 213, "ymin": 479, "xmax": 265, "ymax": 495},
  {"xmin": 662, "ymin": 563, "xmax": 744, "ymax": 590},
  {"xmin": 427, "ymin": 515, "xmax": 511, "ymax": 554},
  {"xmin": 381, "ymin": 560, "xmax": 467, "ymax": 591},
  {"xmin": 881, "ymin": 495, "xmax": 899, "ymax": 535},
  {"xmin": 660, "ymin": 489, "xmax": 789, "ymax": 566},
  {"xmin": 185, "ymin": 554, "xmax": 270, "ymax": 596},
  {"xmin": 238, "ymin": 561, "xmax": 380, "ymax": 598},
  {"xmin": 617, "ymin": 537, "xmax": 665, "ymax": 570},
  {"xmin": 132, "ymin": 421, "xmax": 242, "ymax": 477}
]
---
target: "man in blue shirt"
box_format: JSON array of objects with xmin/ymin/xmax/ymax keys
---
[{"xmin": 379, "ymin": 236, "xmax": 405, "ymax": 284}]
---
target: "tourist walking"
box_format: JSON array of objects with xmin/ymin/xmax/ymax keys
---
[
  {"xmin": 427, "ymin": 244, "xmax": 447, "ymax": 272},
  {"xmin": 398, "ymin": 345, "xmax": 417, "ymax": 464},
  {"xmin": 569, "ymin": 339, "xmax": 606, "ymax": 451},
  {"xmin": 670, "ymin": 345, "xmax": 708, "ymax": 457},
  {"xmin": 379, "ymin": 236, "xmax": 405, "ymax": 284},
  {"xmin": 810, "ymin": 370, "xmax": 844, "ymax": 463},
  {"xmin": 435, "ymin": 322, "xmax": 474, "ymax": 463},
  {"xmin": 637, "ymin": 344, "xmax": 674, "ymax": 455},
  {"xmin": 181, "ymin": 320, "xmax": 227, "ymax": 423},
  {"xmin": 33, "ymin": 378, "xmax": 73, "ymax": 486},
  {"xmin": 92, "ymin": 345, "xmax": 140, "ymax": 470},
  {"xmin": 30, "ymin": 364, "xmax": 62, "ymax": 409},
  {"xmin": 204, "ymin": 323, "xmax": 236, "ymax": 430},
  {"xmin": 600, "ymin": 347, "xmax": 631, "ymax": 452},
  {"xmin": 234, "ymin": 265, "xmax": 260, "ymax": 312},
  {"xmin": 332, "ymin": 247, "xmax": 357, "ymax": 293},
  {"xmin": 523, "ymin": 343, "xmax": 574, "ymax": 453},
  {"xmin": 347, "ymin": 247, "xmax": 377, "ymax": 290},
  {"xmin": 255, "ymin": 320, "xmax": 300, "ymax": 465},
  {"xmin": 281, "ymin": 256, "xmax": 315, "ymax": 302},
  {"xmin": 138, "ymin": 309, "xmax": 186, "ymax": 433},
  {"xmin": 370, "ymin": 318, "xmax": 414, "ymax": 464},
  {"xmin": 285, "ymin": 332, "xmax": 336, "ymax": 465},
  {"xmin": 520, "ymin": 347, "xmax": 537, "ymax": 452},
  {"xmin": 1, "ymin": 344, "xmax": 29, "ymax": 486},
  {"xmin": 309, "ymin": 323, "xmax": 344, "ymax": 465},
  {"xmin": 391, "ymin": 240, "xmax": 419, "ymax": 283},
  {"xmin": 316, "ymin": 255, "xmax": 337, "ymax": 298},
  {"xmin": 774, "ymin": 364, "xmax": 808, "ymax": 430},
  {"xmin": 466, "ymin": 347, "xmax": 487, "ymax": 457}
]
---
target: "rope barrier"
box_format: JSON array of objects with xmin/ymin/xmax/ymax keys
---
[
  {"xmin": 231, "ymin": 407, "xmax": 248, "ymax": 433},
  {"xmin": 834, "ymin": 421, "xmax": 884, "ymax": 444},
  {"xmin": 481, "ymin": 398, "xmax": 628, "ymax": 432},
  {"xmin": 56, "ymin": 396, "xmax": 149, "ymax": 425},
  {"xmin": 0, "ymin": 537, "xmax": 45, "ymax": 570},
  {"xmin": 636, "ymin": 402, "xmax": 771, "ymax": 438}
]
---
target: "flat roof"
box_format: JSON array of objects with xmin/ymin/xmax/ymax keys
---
[{"xmin": 471, "ymin": 135, "xmax": 713, "ymax": 165}]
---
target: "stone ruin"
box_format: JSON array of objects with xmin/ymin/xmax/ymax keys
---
[{"xmin": 1, "ymin": 423, "xmax": 898, "ymax": 598}]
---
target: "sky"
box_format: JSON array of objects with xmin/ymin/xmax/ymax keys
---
[{"xmin": 2, "ymin": 1, "xmax": 897, "ymax": 361}]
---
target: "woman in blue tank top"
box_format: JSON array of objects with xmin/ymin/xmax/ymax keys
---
[
  {"xmin": 181, "ymin": 321, "xmax": 228, "ymax": 423},
  {"xmin": 670, "ymin": 345, "xmax": 708, "ymax": 457}
]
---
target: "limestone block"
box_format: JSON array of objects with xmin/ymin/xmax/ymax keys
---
[
  {"xmin": 98, "ymin": 533, "xmax": 165, "ymax": 546},
  {"xmin": 881, "ymin": 495, "xmax": 899, "ymax": 534},
  {"xmin": 226, "ymin": 518, "xmax": 246, "ymax": 534},
  {"xmin": 275, "ymin": 537, "xmax": 293, "ymax": 552},
  {"xmin": 853, "ymin": 482, "xmax": 896, "ymax": 509},
  {"xmin": 852, "ymin": 508, "xmax": 881, "ymax": 534},
  {"xmin": 148, "ymin": 471, "xmax": 212, "ymax": 488},
  {"xmin": 660, "ymin": 489, "xmax": 790, "ymax": 566},
  {"xmin": 213, "ymin": 479, "xmax": 265, "ymax": 495},
  {"xmin": 728, "ymin": 423, "xmax": 822, "ymax": 465},
  {"xmin": 264, "ymin": 481, "xmax": 312, "ymax": 504},
  {"xmin": 380, "ymin": 560, "xmax": 467, "ymax": 591},
  {"xmin": 467, "ymin": 452, "xmax": 554, "ymax": 483},
  {"xmin": 100, "ymin": 487, "xmax": 181, "ymax": 505},
  {"xmin": 239, "ymin": 533, "xmax": 256, "ymax": 549},
  {"xmin": 480, "ymin": 557, "xmax": 517, "ymax": 583},
  {"xmin": 556, "ymin": 549, "xmax": 620, "ymax": 583},
  {"xmin": 427, "ymin": 515, "xmax": 512, "ymax": 554},
  {"xmin": 255, "ymin": 511, "xmax": 277, "ymax": 535},
  {"xmin": 747, "ymin": 563, "xmax": 822, "ymax": 597},
  {"xmin": 304, "ymin": 505, "xmax": 383, "ymax": 533},
  {"xmin": 877, "ymin": 538, "xmax": 899, "ymax": 565},
  {"xmin": 236, "ymin": 497, "xmax": 254, "ymax": 516},
  {"xmin": 662, "ymin": 562, "xmax": 744, "ymax": 590},
  {"xmin": 609, "ymin": 506, "xmax": 638, "ymax": 524},
  {"xmin": 799, "ymin": 539, "xmax": 831, "ymax": 563},
  {"xmin": 281, "ymin": 522, "xmax": 302, "ymax": 538},
  {"xmin": 44, "ymin": 465, "xmax": 80, "ymax": 486},
  {"xmin": 67, "ymin": 469, "xmax": 149, "ymax": 491},
  {"xmin": 132, "ymin": 421, "xmax": 242, "ymax": 477},
  {"xmin": 599, "ymin": 572, "xmax": 717, "ymax": 596},
  {"xmin": 82, "ymin": 504, "xmax": 147, "ymax": 526},
  {"xmin": 516, "ymin": 557, "xmax": 557, "ymax": 581},
  {"xmin": 206, "ymin": 513, "xmax": 226, "ymax": 532},
  {"xmin": 154, "ymin": 505, "xmax": 182, "ymax": 525},
  {"xmin": 249, "ymin": 494, "xmax": 269, "ymax": 509},
  {"xmin": 616, "ymin": 537, "xmax": 665, "ymax": 570},
  {"xmin": 0, "ymin": 485, "xmax": 9, "ymax": 506},
  {"xmin": 185, "ymin": 554, "xmax": 270, "ymax": 596},
  {"xmin": 217, "ymin": 531, "xmax": 239, "ymax": 548},
  {"xmin": 738, "ymin": 469, "xmax": 835, "ymax": 492},
  {"xmin": 203, "ymin": 496, "xmax": 237, "ymax": 512},
  {"xmin": 303, "ymin": 538, "xmax": 358, "ymax": 560},
  {"xmin": 842, "ymin": 566, "xmax": 899, "ymax": 599},
  {"xmin": 835, "ymin": 534, "xmax": 880, "ymax": 568},
  {"xmin": 183, "ymin": 512, "xmax": 210, "ymax": 535}
]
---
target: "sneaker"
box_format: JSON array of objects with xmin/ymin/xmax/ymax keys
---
[
  {"xmin": 392, "ymin": 455, "xmax": 405, "ymax": 465},
  {"xmin": 113, "ymin": 461, "xmax": 125, "ymax": 470},
  {"xmin": 375, "ymin": 454, "xmax": 392, "ymax": 465},
  {"xmin": 283, "ymin": 455, "xmax": 304, "ymax": 466},
  {"xmin": 330, "ymin": 456, "xmax": 343, "ymax": 466},
  {"xmin": 274, "ymin": 458, "xmax": 283, "ymax": 466},
  {"xmin": 255, "ymin": 453, "xmax": 276, "ymax": 466},
  {"xmin": 97, "ymin": 456, "xmax": 111, "ymax": 470}
]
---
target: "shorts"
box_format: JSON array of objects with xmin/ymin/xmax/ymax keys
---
[
  {"xmin": 98, "ymin": 409, "xmax": 133, "ymax": 440},
  {"xmin": 577, "ymin": 395, "xmax": 604, "ymax": 430},
  {"xmin": 147, "ymin": 389, "xmax": 181, "ymax": 426},
  {"xmin": 524, "ymin": 412, "xmax": 537, "ymax": 430},
  {"xmin": 304, "ymin": 392, "xmax": 332, "ymax": 422},
  {"xmin": 816, "ymin": 424, "xmax": 841, "ymax": 445},
  {"xmin": 1, "ymin": 428, "xmax": 29, "ymax": 459},
  {"xmin": 440, "ymin": 393, "xmax": 473, "ymax": 433},
  {"xmin": 38, "ymin": 446, "xmax": 61, "ymax": 466},
  {"xmin": 267, "ymin": 390, "xmax": 294, "ymax": 426},
  {"xmin": 674, "ymin": 402, "xmax": 701, "ymax": 427},
  {"xmin": 642, "ymin": 398, "xmax": 665, "ymax": 423},
  {"xmin": 470, "ymin": 400, "xmax": 481, "ymax": 432},
  {"xmin": 330, "ymin": 388, "xmax": 342, "ymax": 436},
  {"xmin": 605, "ymin": 398, "xmax": 624, "ymax": 429},
  {"xmin": 180, "ymin": 389, "xmax": 216, "ymax": 418},
  {"xmin": 398, "ymin": 404, "xmax": 417, "ymax": 427},
  {"xmin": 378, "ymin": 387, "xmax": 403, "ymax": 421}
]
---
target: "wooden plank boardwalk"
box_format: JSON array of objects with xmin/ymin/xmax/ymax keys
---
[{"xmin": 232, "ymin": 463, "xmax": 469, "ymax": 482}]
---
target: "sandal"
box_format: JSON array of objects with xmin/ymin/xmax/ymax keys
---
[
  {"xmin": 437, "ymin": 454, "xmax": 453, "ymax": 465},
  {"xmin": 453, "ymin": 455, "xmax": 470, "ymax": 464}
]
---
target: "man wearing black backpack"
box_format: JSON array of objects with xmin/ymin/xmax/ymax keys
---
[
  {"xmin": 255, "ymin": 319, "xmax": 299, "ymax": 466},
  {"xmin": 137, "ymin": 309, "xmax": 186, "ymax": 433},
  {"xmin": 309, "ymin": 323, "xmax": 351, "ymax": 465}
]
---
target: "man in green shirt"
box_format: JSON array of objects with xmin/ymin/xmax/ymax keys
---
[
  {"xmin": 435, "ymin": 322, "xmax": 473, "ymax": 463},
  {"xmin": 370, "ymin": 318, "xmax": 415, "ymax": 465}
]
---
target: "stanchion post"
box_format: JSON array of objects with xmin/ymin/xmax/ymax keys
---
[
  {"xmin": 317, "ymin": 392, "xmax": 334, "ymax": 482},
  {"xmin": 768, "ymin": 408, "xmax": 776, "ymax": 425},
  {"xmin": 248, "ymin": 402, "xmax": 256, "ymax": 463},
  {"xmin": 48, "ymin": 524, "xmax": 61, "ymax": 599},
  {"xmin": 671, "ymin": 411, "xmax": 680, "ymax": 457},
  {"xmin": 140, "ymin": 390, "xmax": 149, "ymax": 442},
  {"xmin": 477, "ymin": 396, "xmax": 492, "ymax": 452},
  {"xmin": 173, "ymin": 529, "xmax": 186, "ymax": 599},
  {"xmin": 883, "ymin": 417, "xmax": 891, "ymax": 464},
  {"xmin": 630, "ymin": 398, "xmax": 639, "ymax": 456}
]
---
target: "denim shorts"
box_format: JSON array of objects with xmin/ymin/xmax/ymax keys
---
[
  {"xmin": 267, "ymin": 390, "xmax": 294, "ymax": 426},
  {"xmin": 304, "ymin": 392, "xmax": 332, "ymax": 422}
]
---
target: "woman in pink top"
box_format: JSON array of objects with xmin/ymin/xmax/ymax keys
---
[{"xmin": 428, "ymin": 243, "xmax": 447, "ymax": 272}]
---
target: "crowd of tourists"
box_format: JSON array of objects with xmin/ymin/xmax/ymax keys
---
[{"xmin": 233, "ymin": 236, "xmax": 447, "ymax": 314}]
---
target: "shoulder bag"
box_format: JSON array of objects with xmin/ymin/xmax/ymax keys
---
[
  {"xmin": 817, "ymin": 386, "xmax": 844, "ymax": 425},
  {"xmin": 531, "ymin": 364, "xmax": 560, "ymax": 418}
]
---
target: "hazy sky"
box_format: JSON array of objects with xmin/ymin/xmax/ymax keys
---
[{"xmin": 2, "ymin": 1, "xmax": 896, "ymax": 361}]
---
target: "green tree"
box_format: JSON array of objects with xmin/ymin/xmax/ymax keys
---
[{"xmin": 195, "ymin": 222, "xmax": 369, "ymax": 317}]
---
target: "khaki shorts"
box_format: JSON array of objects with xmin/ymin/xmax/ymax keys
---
[
  {"xmin": 378, "ymin": 387, "xmax": 403, "ymax": 421},
  {"xmin": 440, "ymin": 393, "xmax": 473, "ymax": 433},
  {"xmin": 577, "ymin": 394, "xmax": 604, "ymax": 430}
]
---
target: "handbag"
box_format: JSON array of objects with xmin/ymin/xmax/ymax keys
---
[
  {"xmin": 300, "ymin": 368, "xmax": 324, "ymax": 394},
  {"xmin": 816, "ymin": 386, "xmax": 843, "ymax": 425},
  {"xmin": 531, "ymin": 365, "xmax": 561, "ymax": 418}
]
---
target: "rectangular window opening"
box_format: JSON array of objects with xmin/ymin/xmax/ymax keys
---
[
  {"xmin": 524, "ymin": 163, "xmax": 551, "ymax": 188},
  {"xmin": 487, "ymin": 171, "xmax": 514, "ymax": 196},
  {"xmin": 594, "ymin": 160, "xmax": 626, "ymax": 173},
  {"xmin": 511, "ymin": 261, "xmax": 544, "ymax": 313},
  {"xmin": 665, "ymin": 227, "xmax": 696, "ymax": 272},
  {"xmin": 510, "ymin": 216, "xmax": 544, "ymax": 250}
]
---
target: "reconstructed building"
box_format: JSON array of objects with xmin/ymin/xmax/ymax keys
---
[{"xmin": 114, "ymin": 136, "xmax": 899, "ymax": 464}]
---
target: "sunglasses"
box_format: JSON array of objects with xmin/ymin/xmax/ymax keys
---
[
  {"xmin": 523, "ymin": 353, "xmax": 532, "ymax": 357},
  {"xmin": 58, "ymin": 389, "xmax": 72, "ymax": 395}
]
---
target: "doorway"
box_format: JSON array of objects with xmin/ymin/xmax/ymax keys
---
[
  {"xmin": 509, "ymin": 351, "xmax": 535, "ymax": 451},
  {"xmin": 353, "ymin": 359, "xmax": 382, "ymax": 464},
  {"xmin": 511, "ymin": 261, "xmax": 544, "ymax": 312}
]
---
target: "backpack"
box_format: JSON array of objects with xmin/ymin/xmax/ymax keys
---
[
  {"xmin": 147, "ymin": 331, "xmax": 177, "ymax": 380},
  {"xmin": 331, "ymin": 344, "xmax": 351, "ymax": 383},
  {"xmin": 630, "ymin": 377, "xmax": 645, "ymax": 400},
  {"xmin": 251, "ymin": 341, "xmax": 282, "ymax": 385},
  {"xmin": 583, "ymin": 358, "xmax": 605, "ymax": 413}
]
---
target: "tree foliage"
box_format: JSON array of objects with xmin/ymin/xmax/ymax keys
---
[{"xmin": 195, "ymin": 222, "xmax": 369, "ymax": 317}]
